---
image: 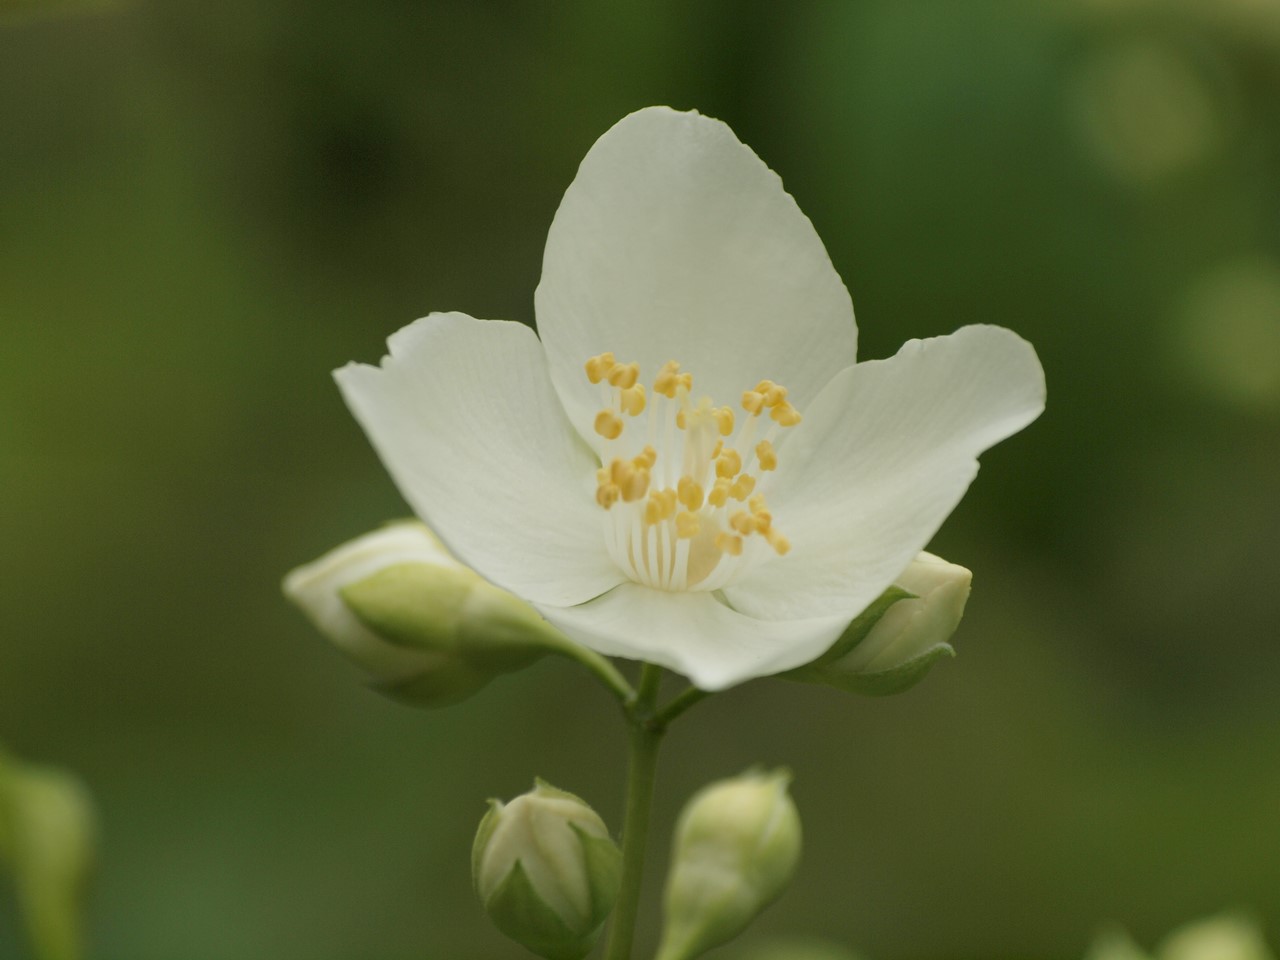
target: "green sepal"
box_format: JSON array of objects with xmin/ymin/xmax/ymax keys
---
[
  {"xmin": 484, "ymin": 858, "xmax": 598, "ymax": 960},
  {"xmin": 372, "ymin": 658, "xmax": 493, "ymax": 709},
  {"xmin": 570, "ymin": 823, "xmax": 623, "ymax": 930},
  {"xmin": 808, "ymin": 643, "xmax": 955, "ymax": 697},
  {"xmin": 340, "ymin": 563, "xmax": 550, "ymax": 672},
  {"xmin": 798, "ymin": 587, "xmax": 914, "ymax": 670},
  {"xmin": 340, "ymin": 563, "xmax": 471, "ymax": 652}
]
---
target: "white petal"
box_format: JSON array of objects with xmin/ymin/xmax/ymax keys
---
[
  {"xmin": 535, "ymin": 584, "xmax": 849, "ymax": 691},
  {"xmin": 335, "ymin": 313, "xmax": 625, "ymax": 607},
  {"xmin": 724, "ymin": 325, "xmax": 1045, "ymax": 621},
  {"xmin": 536, "ymin": 106, "xmax": 856, "ymax": 444}
]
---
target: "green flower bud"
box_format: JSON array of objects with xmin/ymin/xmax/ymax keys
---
[
  {"xmin": 283, "ymin": 521, "xmax": 573, "ymax": 707},
  {"xmin": 784, "ymin": 552, "xmax": 969, "ymax": 696},
  {"xmin": 472, "ymin": 780, "xmax": 622, "ymax": 960},
  {"xmin": 0, "ymin": 749, "xmax": 96, "ymax": 960},
  {"xmin": 1160, "ymin": 915, "xmax": 1274, "ymax": 960},
  {"xmin": 656, "ymin": 769, "xmax": 802, "ymax": 960}
]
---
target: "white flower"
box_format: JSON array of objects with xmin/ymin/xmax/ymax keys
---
[{"xmin": 335, "ymin": 106, "xmax": 1045, "ymax": 691}]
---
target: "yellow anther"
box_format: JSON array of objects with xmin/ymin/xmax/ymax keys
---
[
  {"xmin": 752, "ymin": 509, "xmax": 772, "ymax": 534},
  {"xmin": 763, "ymin": 383, "xmax": 788, "ymax": 407},
  {"xmin": 715, "ymin": 532, "xmax": 744, "ymax": 556},
  {"xmin": 675, "ymin": 407, "xmax": 687, "ymax": 429},
  {"xmin": 707, "ymin": 478, "xmax": 731, "ymax": 508},
  {"xmin": 748, "ymin": 493, "xmax": 767, "ymax": 513},
  {"xmin": 634, "ymin": 446, "xmax": 658, "ymax": 470},
  {"xmin": 675, "ymin": 511, "xmax": 701, "ymax": 539},
  {"xmin": 585, "ymin": 352, "xmax": 616, "ymax": 384},
  {"xmin": 677, "ymin": 476, "xmax": 704, "ymax": 512},
  {"xmin": 654, "ymin": 361, "xmax": 691, "ymax": 398},
  {"xmin": 608, "ymin": 361, "xmax": 640, "ymax": 390},
  {"xmin": 742, "ymin": 390, "xmax": 766, "ymax": 416},
  {"xmin": 644, "ymin": 488, "xmax": 677, "ymax": 524},
  {"xmin": 596, "ymin": 484, "xmax": 620, "ymax": 509},
  {"xmin": 621, "ymin": 467, "xmax": 650, "ymax": 503},
  {"xmin": 729, "ymin": 474, "xmax": 756, "ymax": 500},
  {"xmin": 715, "ymin": 449, "xmax": 742, "ymax": 478},
  {"xmin": 770, "ymin": 402, "xmax": 802, "ymax": 427},
  {"xmin": 714, "ymin": 406, "xmax": 735, "ymax": 436},
  {"xmin": 597, "ymin": 466, "xmax": 611, "ymax": 486},
  {"xmin": 766, "ymin": 529, "xmax": 791, "ymax": 555},
  {"xmin": 711, "ymin": 439, "xmax": 723, "ymax": 459},
  {"xmin": 755, "ymin": 440, "xmax": 778, "ymax": 471},
  {"xmin": 594, "ymin": 410, "xmax": 623, "ymax": 440},
  {"xmin": 609, "ymin": 458, "xmax": 631, "ymax": 484},
  {"xmin": 729, "ymin": 510, "xmax": 757, "ymax": 535},
  {"xmin": 620, "ymin": 384, "xmax": 646, "ymax": 416}
]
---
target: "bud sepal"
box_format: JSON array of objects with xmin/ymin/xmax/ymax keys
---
[
  {"xmin": 784, "ymin": 551, "xmax": 970, "ymax": 696},
  {"xmin": 473, "ymin": 780, "xmax": 621, "ymax": 960}
]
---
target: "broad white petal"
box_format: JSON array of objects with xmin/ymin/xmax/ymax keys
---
[
  {"xmin": 536, "ymin": 584, "xmax": 849, "ymax": 691},
  {"xmin": 335, "ymin": 313, "xmax": 625, "ymax": 607},
  {"xmin": 536, "ymin": 106, "xmax": 856, "ymax": 445},
  {"xmin": 724, "ymin": 325, "xmax": 1044, "ymax": 621}
]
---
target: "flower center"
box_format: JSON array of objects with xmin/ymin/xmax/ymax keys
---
[{"xmin": 584, "ymin": 352, "xmax": 802, "ymax": 592}]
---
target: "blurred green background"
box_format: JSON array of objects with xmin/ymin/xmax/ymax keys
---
[{"xmin": 2, "ymin": 1, "xmax": 1278, "ymax": 957}]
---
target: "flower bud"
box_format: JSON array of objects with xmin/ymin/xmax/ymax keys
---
[
  {"xmin": 472, "ymin": 780, "xmax": 622, "ymax": 960},
  {"xmin": 785, "ymin": 552, "xmax": 970, "ymax": 696},
  {"xmin": 283, "ymin": 521, "xmax": 572, "ymax": 707},
  {"xmin": 0, "ymin": 748, "xmax": 96, "ymax": 960},
  {"xmin": 656, "ymin": 769, "xmax": 802, "ymax": 960}
]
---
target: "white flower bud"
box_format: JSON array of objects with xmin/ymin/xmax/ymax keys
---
[
  {"xmin": 283, "ymin": 521, "xmax": 570, "ymax": 707},
  {"xmin": 0, "ymin": 749, "xmax": 96, "ymax": 960},
  {"xmin": 656, "ymin": 769, "xmax": 802, "ymax": 960},
  {"xmin": 785, "ymin": 551, "xmax": 970, "ymax": 696},
  {"xmin": 472, "ymin": 780, "xmax": 621, "ymax": 960}
]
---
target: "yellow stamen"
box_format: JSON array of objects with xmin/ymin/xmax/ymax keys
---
[
  {"xmin": 585, "ymin": 352, "xmax": 616, "ymax": 384},
  {"xmin": 644, "ymin": 488, "xmax": 677, "ymax": 524},
  {"xmin": 742, "ymin": 390, "xmax": 765, "ymax": 416},
  {"xmin": 675, "ymin": 511, "xmax": 701, "ymax": 539},
  {"xmin": 762, "ymin": 383, "xmax": 788, "ymax": 407},
  {"xmin": 707, "ymin": 477, "xmax": 731, "ymax": 508},
  {"xmin": 755, "ymin": 440, "xmax": 778, "ymax": 471},
  {"xmin": 594, "ymin": 410, "xmax": 623, "ymax": 439},
  {"xmin": 635, "ymin": 446, "xmax": 658, "ymax": 470},
  {"xmin": 621, "ymin": 468, "xmax": 650, "ymax": 503},
  {"xmin": 596, "ymin": 484, "xmax": 620, "ymax": 509},
  {"xmin": 607, "ymin": 362, "xmax": 640, "ymax": 389},
  {"xmin": 711, "ymin": 439, "xmax": 723, "ymax": 459},
  {"xmin": 729, "ymin": 510, "xmax": 757, "ymax": 535},
  {"xmin": 654, "ymin": 361, "xmax": 692, "ymax": 398},
  {"xmin": 715, "ymin": 532, "xmax": 744, "ymax": 556},
  {"xmin": 770, "ymin": 402, "xmax": 802, "ymax": 427},
  {"xmin": 620, "ymin": 384, "xmax": 646, "ymax": 416},
  {"xmin": 714, "ymin": 406, "xmax": 735, "ymax": 436},
  {"xmin": 766, "ymin": 529, "xmax": 791, "ymax": 555},
  {"xmin": 729, "ymin": 474, "xmax": 756, "ymax": 500},
  {"xmin": 715, "ymin": 449, "xmax": 742, "ymax": 478},
  {"xmin": 677, "ymin": 476, "xmax": 704, "ymax": 511}
]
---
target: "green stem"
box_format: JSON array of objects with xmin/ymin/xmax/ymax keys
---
[
  {"xmin": 604, "ymin": 663, "xmax": 666, "ymax": 960},
  {"xmin": 651, "ymin": 685, "xmax": 709, "ymax": 730}
]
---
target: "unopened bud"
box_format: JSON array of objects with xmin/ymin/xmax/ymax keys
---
[
  {"xmin": 0, "ymin": 748, "xmax": 96, "ymax": 960},
  {"xmin": 784, "ymin": 552, "xmax": 969, "ymax": 696},
  {"xmin": 283, "ymin": 521, "xmax": 571, "ymax": 707},
  {"xmin": 472, "ymin": 780, "xmax": 621, "ymax": 960},
  {"xmin": 656, "ymin": 769, "xmax": 802, "ymax": 960}
]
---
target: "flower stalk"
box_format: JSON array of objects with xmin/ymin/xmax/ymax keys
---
[{"xmin": 603, "ymin": 663, "xmax": 666, "ymax": 960}]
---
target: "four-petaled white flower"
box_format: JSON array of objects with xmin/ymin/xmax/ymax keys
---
[{"xmin": 335, "ymin": 106, "xmax": 1045, "ymax": 691}]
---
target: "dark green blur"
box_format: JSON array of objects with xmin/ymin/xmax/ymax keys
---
[{"xmin": 2, "ymin": 2, "xmax": 1277, "ymax": 958}]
